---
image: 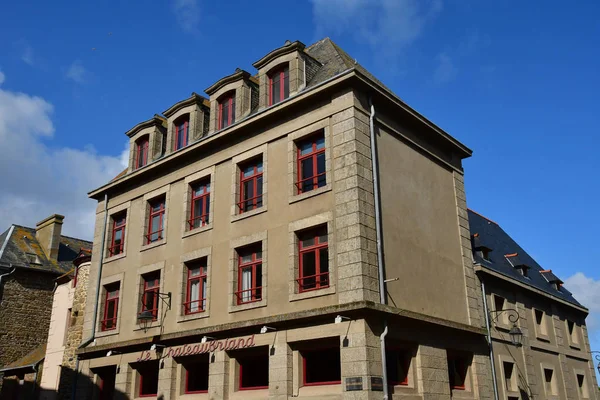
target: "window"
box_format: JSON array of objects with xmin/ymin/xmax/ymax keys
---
[
  {"xmin": 534, "ymin": 309, "xmax": 548, "ymax": 336},
  {"xmin": 218, "ymin": 92, "xmax": 236, "ymax": 129},
  {"xmin": 184, "ymin": 355, "xmax": 209, "ymax": 394},
  {"xmin": 135, "ymin": 136, "xmax": 149, "ymax": 169},
  {"xmin": 108, "ymin": 212, "xmax": 126, "ymax": 256},
  {"xmin": 238, "ymin": 159, "xmax": 263, "ymax": 213},
  {"xmin": 189, "ymin": 180, "xmax": 210, "ymax": 229},
  {"xmin": 96, "ymin": 366, "xmax": 116, "ymax": 400},
  {"xmin": 296, "ymin": 133, "xmax": 326, "ymax": 194},
  {"xmin": 101, "ymin": 283, "xmax": 119, "ymax": 331},
  {"xmin": 238, "ymin": 350, "xmax": 269, "ymax": 390},
  {"xmin": 146, "ymin": 197, "xmax": 165, "ymax": 244},
  {"xmin": 543, "ymin": 368, "xmax": 556, "ymax": 395},
  {"xmin": 297, "ymin": 226, "xmax": 329, "ymax": 292},
  {"xmin": 174, "ymin": 116, "xmax": 189, "ymax": 151},
  {"xmin": 577, "ymin": 373, "xmax": 589, "ymax": 398},
  {"xmin": 64, "ymin": 308, "xmax": 72, "ymax": 344},
  {"xmin": 138, "ymin": 361, "xmax": 159, "ymax": 397},
  {"xmin": 236, "ymin": 245, "xmax": 262, "ymax": 304},
  {"xmin": 503, "ymin": 361, "xmax": 516, "ymax": 392},
  {"xmin": 447, "ymin": 352, "xmax": 470, "ymax": 390},
  {"xmin": 141, "ymin": 272, "xmax": 160, "ymax": 321},
  {"xmin": 386, "ymin": 348, "xmax": 411, "ymax": 386},
  {"xmin": 184, "ymin": 260, "xmax": 207, "ymax": 314},
  {"xmin": 302, "ymin": 347, "xmax": 341, "ymax": 386},
  {"xmin": 72, "ymin": 266, "xmax": 79, "ymax": 288},
  {"xmin": 269, "ymin": 65, "xmax": 289, "ymax": 105},
  {"xmin": 567, "ymin": 320, "xmax": 579, "ymax": 346},
  {"xmin": 481, "ymin": 248, "xmax": 491, "ymax": 261}
]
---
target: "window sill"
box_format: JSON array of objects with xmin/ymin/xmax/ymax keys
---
[
  {"xmin": 535, "ymin": 333, "xmax": 550, "ymax": 342},
  {"xmin": 228, "ymin": 299, "xmax": 267, "ymax": 313},
  {"xmin": 182, "ymin": 224, "xmax": 213, "ymax": 239},
  {"xmin": 141, "ymin": 239, "xmax": 167, "ymax": 252},
  {"xmin": 176, "ymin": 310, "xmax": 211, "ymax": 323},
  {"xmin": 133, "ymin": 320, "xmax": 163, "ymax": 332},
  {"xmin": 289, "ymin": 184, "xmax": 332, "ymax": 204},
  {"xmin": 289, "ymin": 285, "xmax": 336, "ymax": 302},
  {"xmin": 231, "ymin": 206, "xmax": 267, "ymax": 223},
  {"xmin": 95, "ymin": 328, "xmax": 120, "ymax": 339},
  {"xmin": 104, "ymin": 252, "xmax": 126, "ymax": 264},
  {"xmin": 569, "ymin": 342, "xmax": 581, "ymax": 350},
  {"xmin": 450, "ymin": 388, "xmax": 474, "ymax": 399}
]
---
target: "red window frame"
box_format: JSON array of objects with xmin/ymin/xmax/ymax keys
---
[
  {"xmin": 188, "ymin": 180, "xmax": 210, "ymax": 230},
  {"xmin": 237, "ymin": 159, "xmax": 263, "ymax": 213},
  {"xmin": 183, "ymin": 261, "xmax": 207, "ymax": 315},
  {"xmin": 297, "ymin": 227, "xmax": 329, "ymax": 292},
  {"xmin": 296, "ymin": 133, "xmax": 326, "ymax": 194},
  {"xmin": 145, "ymin": 198, "xmax": 165, "ymax": 244},
  {"xmin": 101, "ymin": 283, "xmax": 119, "ymax": 331},
  {"xmin": 238, "ymin": 353, "xmax": 269, "ymax": 390},
  {"xmin": 72, "ymin": 266, "xmax": 79, "ymax": 288},
  {"xmin": 135, "ymin": 136, "xmax": 149, "ymax": 170},
  {"xmin": 138, "ymin": 362, "xmax": 159, "ymax": 397},
  {"xmin": 235, "ymin": 246, "xmax": 262, "ymax": 305},
  {"xmin": 447, "ymin": 352, "xmax": 469, "ymax": 390},
  {"xmin": 268, "ymin": 65, "xmax": 289, "ymax": 106},
  {"xmin": 173, "ymin": 117, "xmax": 189, "ymax": 151},
  {"xmin": 218, "ymin": 92, "xmax": 236, "ymax": 130},
  {"xmin": 386, "ymin": 347, "xmax": 411, "ymax": 386},
  {"xmin": 108, "ymin": 213, "xmax": 126, "ymax": 256},
  {"xmin": 302, "ymin": 347, "xmax": 341, "ymax": 386},
  {"xmin": 141, "ymin": 273, "xmax": 160, "ymax": 321},
  {"xmin": 184, "ymin": 358, "xmax": 209, "ymax": 394}
]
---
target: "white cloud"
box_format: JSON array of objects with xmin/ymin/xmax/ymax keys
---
[
  {"xmin": 433, "ymin": 52, "xmax": 457, "ymax": 83},
  {"xmin": 311, "ymin": 0, "xmax": 442, "ymax": 56},
  {"xmin": 564, "ymin": 272, "xmax": 600, "ymax": 343},
  {"xmin": 22, "ymin": 45, "xmax": 34, "ymax": 66},
  {"xmin": 0, "ymin": 70, "xmax": 4, "ymax": 85},
  {"xmin": 172, "ymin": 0, "xmax": 200, "ymax": 34},
  {"xmin": 65, "ymin": 60, "xmax": 88, "ymax": 84},
  {"xmin": 0, "ymin": 76, "xmax": 127, "ymax": 239}
]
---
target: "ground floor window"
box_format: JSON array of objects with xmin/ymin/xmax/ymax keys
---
[
  {"xmin": 237, "ymin": 348, "xmax": 269, "ymax": 390},
  {"xmin": 447, "ymin": 351, "xmax": 471, "ymax": 390},
  {"xmin": 184, "ymin": 355, "xmax": 210, "ymax": 394},
  {"xmin": 302, "ymin": 347, "xmax": 341, "ymax": 386},
  {"xmin": 137, "ymin": 361, "xmax": 159, "ymax": 397},
  {"xmin": 386, "ymin": 348, "xmax": 411, "ymax": 386},
  {"xmin": 94, "ymin": 366, "xmax": 116, "ymax": 400}
]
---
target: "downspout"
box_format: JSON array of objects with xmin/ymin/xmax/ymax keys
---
[
  {"xmin": 481, "ymin": 279, "xmax": 500, "ymax": 400},
  {"xmin": 72, "ymin": 192, "xmax": 109, "ymax": 400},
  {"xmin": 368, "ymin": 96, "xmax": 389, "ymax": 400}
]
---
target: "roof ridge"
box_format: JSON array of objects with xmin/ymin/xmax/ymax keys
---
[
  {"xmin": 60, "ymin": 234, "xmax": 92, "ymax": 243},
  {"xmin": 467, "ymin": 208, "xmax": 498, "ymax": 225}
]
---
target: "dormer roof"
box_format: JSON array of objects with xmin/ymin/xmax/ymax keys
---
[
  {"xmin": 125, "ymin": 114, "xmax": 167, "ymax": 138},
  {"xmin": 252, "ymin": 40, "xmax": 306, "ymax": 69},
  {"xmin": 162, "ymin": 92, "xmax": 210, "ymax": 118},
  {"xmin": 504, "ymin": 253, "xmax": 530, "ymax": 269},
  {"xmin": 204, "ymin": 68, "xmax": 253, "ymax": 96}
]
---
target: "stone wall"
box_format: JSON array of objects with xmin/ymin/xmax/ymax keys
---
[{"xmin": 56, "ymin": 262, "xmax": 90, "ymax": 399}]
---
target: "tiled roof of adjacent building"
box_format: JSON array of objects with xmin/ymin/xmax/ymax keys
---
[
  {"xmin": 468, "ymin": 209, "xmax": 583, "ymax": 308},
  {"xmin": 0, "ymin": 225, "xmax": 92, "ymax": 275},
  {"xmin": 0, "ymin": 343, "xmax": 46, "ymax": 373}
]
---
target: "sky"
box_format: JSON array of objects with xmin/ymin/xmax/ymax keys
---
[{"xmin": 0, "ymin": 0, "xmax": 599, "ymax": 379}]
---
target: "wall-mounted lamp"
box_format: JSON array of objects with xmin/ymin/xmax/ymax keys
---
[
  {"xmin": 138, "ymin": 292, "xmax": 172, "ymax": 332},
  {"xmin": 150, "ymin": 344, "xmax": 166, "ymax": 351},
  {"xmin": 260, "ymin": 326, "xmax": 276, "ymax": 334},
  {"xmin": 489, "ymin": 308, "xmax": 523, "ymax": 347},
  {"xmin": 335, "ymin": 315, "xmax": 351, "ymax": 324},
  {"xmin": 106, "ymin": 350, "xmax": 121, "ymax": 357},
  {"xmin": 201, "ymin": 336, "xmax": 215, "ymax": 343}
]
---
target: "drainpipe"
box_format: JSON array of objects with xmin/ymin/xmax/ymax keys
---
[
  {"xmin": 72, "ymin": 193, "xmax": 109, "ymax": 400},
  {"xmin": 481, "ymin": 279, "xmax": 500, "ymax": 400},
  {"xmin": 368, "ymin": 96, "xmax": 389, "ymax": 399}
]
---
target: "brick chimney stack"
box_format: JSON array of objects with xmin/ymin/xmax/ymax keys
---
[{"xmin": 35, "ymin": 214, "xmax": 64, "ymax": 260}]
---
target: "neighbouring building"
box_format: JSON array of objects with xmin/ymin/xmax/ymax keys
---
[
  {"xmin": 469, "ymin": 209, "xmax": 599, "ymax": 400},
  {"xmin": 37, "ymin": 248, "xmax": 91, "ymax": 400},
  {"xmin": 69, "ymin": 37, "xmax": 598, "ymax": 400},
  {"xmin": 0, "ymin": 214, "xmax": 92, "ymax": 399}
]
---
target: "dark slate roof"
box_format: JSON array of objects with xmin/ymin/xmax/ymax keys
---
[
  {"xmin": 468, "ymin": 209, "xmax": 583, "ymax": 309},
  {"xmin": 0, "ymin": 225, "xmax": 92, "ymax": 275},
  {"xmin": 0, "ymin": 343, "xmax": 45, "ymax": 372}
]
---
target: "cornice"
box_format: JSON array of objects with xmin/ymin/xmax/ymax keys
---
[
  {"xmin": 162, "ymin": 92, "xmax": 209, "ymax": 118},
  {"xmin": 124, "ymin": 114, "xmax": 166, "ymax": 138},
  {"xmin": 252, "ymin": 40, "xmax": 306, "ymax": 69},
  {"xmin": 204, "ymin": 68, "xmax": 252, "ymax": 96}
]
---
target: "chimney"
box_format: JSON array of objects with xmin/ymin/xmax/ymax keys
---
[{"xmin": 35, "ymin": 214, "xmax": 64, "ymax": 260}]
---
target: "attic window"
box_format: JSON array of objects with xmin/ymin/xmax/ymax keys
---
[
  {"xmin": 540, "ymin": 270, "xmax": 563, "ymax": 291},
  {"xmin": 472, "ymin": 233, "xmax": 492, "ymax": 262},
  {"xmin": 268, "ymin": 65, "xmax": 289, "ymax": 105},
  {"xmin": 26, "ymin": 253, "xmax": 41, "ymax": 265},
  {"xmin": 505, "ymin": 253, "xmax": 530, "ymax": 278}
]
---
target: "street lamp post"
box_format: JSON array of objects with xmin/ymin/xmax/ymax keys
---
[{"xmin": 488, "ymin": 308, "xmax": 523, "ymax": 347}]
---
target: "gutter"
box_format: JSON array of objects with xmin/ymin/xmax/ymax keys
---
[
  {"xmin": 72, "ymin": 193, "xmax": 109, "ymax": 399},
  {"xmin": 481, "ymin": 279, "xmax": 500, "ymax": 400},
  {"xmin": 368, "ymin": 96, "xmax": 389, "ymax": 399}
]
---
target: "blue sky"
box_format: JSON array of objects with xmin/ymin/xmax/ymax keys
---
[{"xmin": 1, "ymin": 0, "xmax": 599, "ymax": 378}]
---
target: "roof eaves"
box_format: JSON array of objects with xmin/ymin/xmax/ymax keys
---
[
  {"xmin": 162, "ymin": 92, "xmax": 209, "ymax": 118},
  {"xmin": 252, "ymin": 40, "xmax": 306, "ymax": 69},
  {"xmin": 124, "ymin": 114, "xmax": 166, "ymax": 138}
]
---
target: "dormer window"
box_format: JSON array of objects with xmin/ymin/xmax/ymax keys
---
[
  {"xmin": 135, "ymin": 136, "xmax": 149, "ymax": 170},
  {"xmin": 174, "ymin": 115, "xmax": 189, "ymax": 151},
  {"xmin": 269, "ymin": 65, "xmax": 289, "ymax": 105},
  {"xmin": 218, "ymin": 92, "xmax": 236, "ymax": 130}
]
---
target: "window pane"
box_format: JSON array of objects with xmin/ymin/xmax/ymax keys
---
[
  {"xmin": 283, "ymin": 69, "xmax": 289, "ymax": 99},
  {"xmin": 240, "ymin": 353, "xmax": 269, "ymax": 389},
  {"xmin": 231, "ymin": 96, "xmax": 236, "ymax": 124},
  {"xmin": 150, "ymin": 215, "xmax": 161, "ymax": 241},
  {"xmin": 302, "ymin": 252, "xmax": 317, "ymax": 290},
  {"xmin": 189, "ymin": 281, "xmax": 200, "ymax": 312},
  {"xmin": 114, "ymin": 230, "xmax": 122, "ymax": 242},
  {"xmin": 299, "ymin": 141, "xmax": 314, "ymax": 155},
  {"xmin": 186, "ymin": 357, "xmax": 209, "ymax": 393},
  {"xmin": 304, "ymin": 348, "xmax": 340, "ymax": 384},
  {"xmin": 273, "ymin": 78, "xmax": 280, "ymax": 104},
  {"xmin": 256, "ymin": 161, "xmax": 263, "ymax": 173},
  {"xmin": 315, "ymin": 136, "xmax": 325, "ymax": 149},
  {"xmin": 189, "ymin": 267, "xmax": 201, "ymax": 277},
  {"xmin": 205, "ymin": 194, "xmax": 210, "ymax": 219},
  {"xmin": 241, "ymin": 267, "xmax": 252, "ymax": 302},
  {"xmin": 319, "ymin": 248, "xmax": 329, "ymax": 274},
  {"xmin": 144, "ymin": 291, "xmax": 156, "ymax": 311},
  {"xmin": 256, "ymin": 176, "xmax": 263, "ymax": 207},
  {"xmin": 242, "ymin": 165, "xmax": 256, "ymax": 178},
  {"xmin": 301, "ymin": 158, "xmax": 314, "ymax": 192},
  {"xmin": 317, "ymin": 153, "xmax": 326, "ymax": 186},
  {"xmin": 107, "ymin": 301, "xmax": 116, "ymax": 318},
  {"xmin": 301, "ymin": 236, "xmax": 315, "ymax": 248}
]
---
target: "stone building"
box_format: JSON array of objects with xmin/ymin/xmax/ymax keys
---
[
  {"xmin": 0, "ymin": 214, "xmax": 92, "ymax": 398},
  {"xmin": 37, "ymin": 248, "xmax": 91, "ymax": 399},
  {"xmin": 469, "ymin": 209, "xmax": 599, "ymax": 399},
  {"xmin": 71, "ymin": 38, "xmax": 597, "ymax": 400}
]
